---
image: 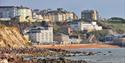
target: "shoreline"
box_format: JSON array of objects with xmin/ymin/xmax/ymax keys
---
[{"xmin": 33, "ymin": 43, "xmax": 120, "ymax": 49}]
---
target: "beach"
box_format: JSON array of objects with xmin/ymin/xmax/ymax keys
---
[{"xmin": 33, "ymin": 43, "xmax": 119, "ymax": 49}]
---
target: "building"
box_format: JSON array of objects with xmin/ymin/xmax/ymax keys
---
[
  {"xmin": 80, "ymin": 22, "xmax": 102, "ymax": 32},
  {"xmin": 68, "ymin": 21, "xmax": 80, "ymax": 31},
  {"xmin": 0, "ymin": 6, "xmax": 33, "ymax": 22},
  {"xmin": 69, "ymin": 35, "xmax": 81, "ymax": 44},
  {"xmin": 33, "ymin": 13, "xmax": 43, "ymax": 22},
  {"xmin": 54, "ymin": 33, "xmax": 70, "ymax": 45},
  {"xmin": 32, "ymin": 9, "xmax": 44, "ymax": 22},
  {"xmin": 69, "ymin": 20, "xmax": 102, "ymax": 32},
  {"xmin": 17, "ymin": 6, "xmax": 33, "ymax": 22},
  {"xmin": 0, "ymin": 6, "xmax": 18, "ymax": 20},
  {"xmin": 103, "ymin": 34, "xmax": 125, "ymax": 42},
  {"xmin": 29, "ymin": 26, "xmax": 53, "ymax": 44},
  {"xmin": 39, "ymin": 8, "xmax": 78, "ymax": 22},
  {"xmin": 54, "ymin": 33, "xmax": 82, "ymax": 45},
  {"xmin": 81, "ymin": 10, "xmax": 99, "ymax": 22}
]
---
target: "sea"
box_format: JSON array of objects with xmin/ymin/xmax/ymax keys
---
[
  {"xmin": 23, "ymin": 48, "xmax": 125, "ymax": 63},
  {"xmin": 66, "ymin": 48, "xmax": 125, "ymax": 63}
]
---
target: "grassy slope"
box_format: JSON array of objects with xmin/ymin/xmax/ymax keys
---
[{"xmin": 104, "ymin": 21, "xmax": 125, "ymax": 33}]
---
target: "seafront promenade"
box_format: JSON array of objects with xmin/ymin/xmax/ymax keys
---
[{"xmin": 33, "ymin": 43, "xmax": 119, "ymax": 49}]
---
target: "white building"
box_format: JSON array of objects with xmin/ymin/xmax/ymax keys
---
[
  {"xmin": 32, "ymin": 10, "xmax": 44, "ymax": 22},
  {"xmin": 17, "ymin": 6, "xmax": 32, "ymax": 22},
  {"xmin": 69, "ymin": 21, "xmax": 102, "ymax": 32},
  {"xmin": 29, "ymin": 26, "xmax": 53, "ymax": 44},
  {"xmin": 80, "ymin": 22, "xmax": 102, "ymax": 31}
]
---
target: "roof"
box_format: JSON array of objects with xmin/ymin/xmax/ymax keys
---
[
  {"xmin": 81, "ymin": 10, "xmax": 97, "ymax": 14},
  {"xmin": 48, "ymin": 10, "xmax": 68, "ymax": 14},
  {"xmin": 0, "ymin": 6, "xmax": 16, "ymax": 8},
  {"xmin": 40, "ymin": 9, "xmax": 73, "ymax": 15},
  {"xmin": 17, "ymin": 6, "xmax": 30, "ymax": 9},
  {"xmin": 69, "ymin": 35, "xmax": 79, "ymax": 38},
  {"xmin": 0, "ymin": 6, "xmax": 30, "ymax": 9}
]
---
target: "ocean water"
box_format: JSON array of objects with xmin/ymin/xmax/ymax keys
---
[{"xmin": 66, "ymin": 48, "xmax": 125, "ymax": 63}]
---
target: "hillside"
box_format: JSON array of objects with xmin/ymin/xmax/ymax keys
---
[
  {"xmin": 0, "ymin": 25, "xmax": 28, "ymax": 48},
  {"xmin": 105, "ymin": 21, "xmax": 125, "ymax": 34}
]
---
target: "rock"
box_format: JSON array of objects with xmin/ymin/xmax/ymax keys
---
[
  {"xmin": 108, "ymin": 51, "xmax": 112, "ymax": 53},
  {"xmin": 87, "ymin": 52, "xmax": 95, "ymax": 56}
]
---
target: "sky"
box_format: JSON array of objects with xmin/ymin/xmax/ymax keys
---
[{"xmin": 0, "ymin": 0, "xmax": 125, "ymax": 18}]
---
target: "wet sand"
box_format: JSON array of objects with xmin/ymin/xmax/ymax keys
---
[{"xmin": 33, "ymin": 43, "xmax": 119, "ymax": 49}]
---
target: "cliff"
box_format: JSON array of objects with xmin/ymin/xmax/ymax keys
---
[{"xmin": 0, "ymin": 25, "xmax": 27, "ymax": 48}]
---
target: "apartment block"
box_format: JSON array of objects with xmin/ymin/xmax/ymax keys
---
[
  {"xmin": 17, "ymin": 6, "xmax": 32, "ymax": 22},
  {"xmin": 0, "ymin": 6, "xmax": 33, "ymax": 22},
  {"xmin": 29, "ymin": 26, "xmax": 53, "ymax": 44},
  {"xmin": 0, "ymin": 6, "xmax": 18, "ymax": 20},
  {"xmin": 69, "ymin": 20, "xmax": 102, "ymax": 32},
  {"xmin": 81, "ymin": 10, "xmax": 99, "ymax": 22},
  {"xmin": 33, "ymin": 8, "xmax": 78, "ymax": 22}
]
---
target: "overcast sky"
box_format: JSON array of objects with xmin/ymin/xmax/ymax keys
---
[{"xmin": 0, "ymin": 0, "xmax": 125, "ymax": 18}]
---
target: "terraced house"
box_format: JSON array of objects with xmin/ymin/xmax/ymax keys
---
[{"xmin": 33, "ymin": 8, "xmax": 78, "ymax": 22}]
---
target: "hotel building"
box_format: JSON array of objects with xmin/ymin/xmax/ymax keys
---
[{"xmin": 29, "ymin": 26, "xmax": 53, "ymax": 44}]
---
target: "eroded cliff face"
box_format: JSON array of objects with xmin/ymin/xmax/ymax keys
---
[{"xmin": 0, "ymin": 26, "xmax": 27, "ymax": 48}]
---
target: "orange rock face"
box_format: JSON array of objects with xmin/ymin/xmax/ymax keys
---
[{"xmin": 0, "ymin": 26, "xmax": 27, "ymax": 48}]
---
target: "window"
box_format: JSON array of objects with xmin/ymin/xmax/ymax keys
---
[{"xmin": 0, "ymin": 13, "xmax": 3, "ymax": 18}]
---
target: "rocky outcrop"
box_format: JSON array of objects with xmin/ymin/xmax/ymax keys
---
[{"xmin": 0, "ymin": 25, "xmax": 27, "ymax": 48}]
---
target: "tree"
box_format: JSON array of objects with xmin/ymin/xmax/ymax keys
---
[
  {"xmin": 90, "ymin": 30, "xmax": 110, "ymax": 39},
  {"xmin": 109, "ymin": 17, "xmax": 125, "ymax": 21}
]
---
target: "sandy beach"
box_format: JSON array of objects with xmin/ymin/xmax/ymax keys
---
[{"xmin": 33, "ymin": 43, "xmax": 119, "ymax": 49}]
